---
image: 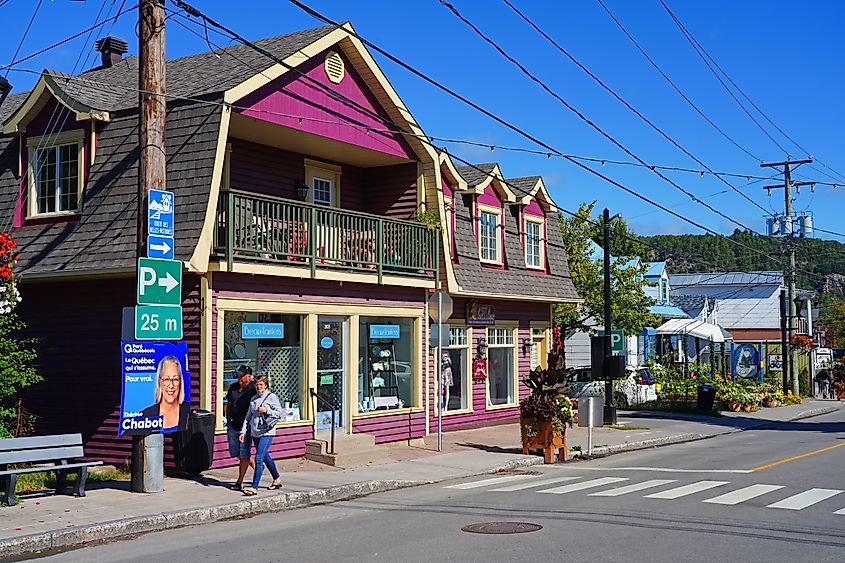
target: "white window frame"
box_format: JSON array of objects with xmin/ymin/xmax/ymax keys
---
[
  {"xmin": 524, "ymin": 216, "xmax": 545, "ymax": 269},
  {"xmin": 440, "ymin": 325, "xmax": 471, "ymax": 413},
  {"xmin": 478, "ymin": 205, "xmax": 502, "ymax": 264},
  {"xmin": 27, "ymin": 131, "xmax": 85, "ymax": 218},
  {"xmin": 486, "ymin": 325, "xmax": 518, "ymax": 408},
  {"xmin": 305, "ymin": 159, "xmax": 341, "ymax": 207}
]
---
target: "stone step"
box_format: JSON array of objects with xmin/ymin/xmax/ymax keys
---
[
  {"xmin": 305, "ymin": 433, "xmax": 390, "ymax": 468},
  {"xmin": 305, "ymin": 446, "xmax": 392, "ymax": 468}
]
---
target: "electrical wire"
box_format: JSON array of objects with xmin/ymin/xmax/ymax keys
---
[
  {"xmin": 438, "ymin": 0, "xmax": 758, "ymax": 234},
  {"xmin": 501, "ymin": 0, "xmax": 769, "ymax": 215},
  {"xmin": 4, "ymin": 0, "xmax": 43, "ymax": 78}
]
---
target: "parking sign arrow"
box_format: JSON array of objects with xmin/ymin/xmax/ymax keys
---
[
  {"xmin": 158, "ymin": 271, "xmax": 178, "ymax": 293},
  {"xmin": 150, "ymin": 240, "xmax": 171, "ymax": 255}
]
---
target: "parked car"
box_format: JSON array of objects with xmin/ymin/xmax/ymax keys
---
[{"xmin": 566, "ymin": 366, "xmax": 657, "ymax": 408}]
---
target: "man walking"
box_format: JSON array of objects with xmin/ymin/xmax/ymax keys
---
[{"xmin": 226, "ymin": 365, "xmax": 256, "ymax": 490}]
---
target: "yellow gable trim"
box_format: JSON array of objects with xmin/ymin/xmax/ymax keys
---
[{"xmin": 2, "ymin": 74, "xmax": 109, "ymax": 135}]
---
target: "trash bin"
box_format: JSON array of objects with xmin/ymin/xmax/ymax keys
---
[
  {"xmin": 697, "ymin": 383, "xmax": 716, "ymax": 412},
  {"xmin": 173, "ymin": 409, "xmax": 215, "ymax": 475}
]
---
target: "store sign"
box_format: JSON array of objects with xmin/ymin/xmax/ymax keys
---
[
  {"xmin": 732, "ymin": 343, "xmax": 759, "ymax": 379},
  {"xmin": 768, "ymin": 354, "xmax": 783, "ymax": 372},
  {"xmin": 370, "ymin": 324, "xmax": 400, "ymax": 339},
  {"xmin": 472, "ymin": 358, "xmax": 488, "ymax": 380},
  {"xmin": 466, "ymin": 300, "xmax": 495, "ymax": 326},
  {"xmin": 119, "ymin": 341, "xmax": 190, "ymax": 436},
  {"xmin": 242, "ymin": 323, "xmax": 284, "ymax": 339}
]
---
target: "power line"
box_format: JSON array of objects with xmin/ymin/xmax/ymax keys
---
[
  {"xmin": 438, "ymin": 0, "xmax": 761, "ymax": 235},
  {"xmin": 501, "ymin": 0, "xmax": 769, "ymax": 215},
  {"xmin": 0, "ymin": 4, "xmax": 134, "ymax": 73},
  {"xmin": 4, "ymin": 0, "xmax": 43, "ymax": 79}
]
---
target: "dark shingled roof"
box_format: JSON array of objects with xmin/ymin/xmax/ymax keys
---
[
  {"xmin": 455, "ymin": 163, "xmax": 497, "ymax": 187},
  {"xmin": 450, "ymin": 192, "xmax": 577, "ymax": 301},
  {"xmin": 670, "ymin": 294, "xmax": 708, "ymax": 319},
  {"xmin": 0, "ymin": 25, "xmax": 337, "ymax": 276},
  {"xmin": 504, "ymin": 176, "xmax": 541, "ymax": 195}
]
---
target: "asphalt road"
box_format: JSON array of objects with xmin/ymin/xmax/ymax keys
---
[{"xmin": 41, "ymin": 409, "xmax": 845, "ymax": 563}]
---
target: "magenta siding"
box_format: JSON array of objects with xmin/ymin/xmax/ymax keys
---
[
  {"xmin": 351, "ymin": 411, "xmax": 426, "ymax": 444},
  {"xmin": 17, "ymin": 275, "xmax": 202, "ymax": 466},
  {"xmin": 428, "ymin": 298, "xmax": 549, "ymax": 431},
  {"xmin": 211, "ymin": 424, "xmax": 314, "ymax": 469},
  {"xmin": 236, "ymin": 49, "xmax": 415, "ymax": 160},
  {"xmin": 523, "ymin": 197, "xmax": 544, "ymax": 217},
  {"xmin": 477, "ymin": 183, "xmax": 502, "ymax": 208}
]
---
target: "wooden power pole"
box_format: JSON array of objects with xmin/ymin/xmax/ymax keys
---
[{"xmin": 132, "ymin": 0, "xmax": 167, "ymax": 494}]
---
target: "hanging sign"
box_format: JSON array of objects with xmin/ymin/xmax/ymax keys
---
[
  {"xmin": 768, "ymin": 354, "xmax": 783, "ymax": 372},
  {"xmin": 369, "ymin": 324, "xmax": 400, "ymax": 339},
  {"xmin": 732, "ymin": 343, "xmax": 759, "ymax": 379},
  {"xmin": 242, "ymin": 323, "xmax": 284, "ymax": 339},
  {"xmin": 472, "ymin": 358, "xmax": 488, "ymax": 380},
  {"xmin": 466, "ymin": 300, "xmax": 495, "ymax": 326}
]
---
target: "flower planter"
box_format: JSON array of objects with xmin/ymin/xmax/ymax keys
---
[
  {"xmin": 726, "ymin": 401, "xmax": 741, "ymax": 412},
  {"xmin": 520, "ymin": 416, "xmax": 567, "ymax": 463},
  {"xmin": 838, "ymin": 390, "xmax": 845, "ymax": 401},
  {"xmin": 741, "ymin": 403, "xmax": 754, "ymax": 412},
  {"xmin": 761, "ymin": 399, "xmax": 778, "ymax": 408}
]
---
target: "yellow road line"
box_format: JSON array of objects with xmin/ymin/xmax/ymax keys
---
[{"xmin": 752, "ymin": 441, "xmax": 845, "ymax": 472}]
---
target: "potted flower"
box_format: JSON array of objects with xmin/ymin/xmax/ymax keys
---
[
  {"xmin": 717, "ymin": 382, "xmax": 746, "ymax": 412},
  {"xmin": 519, "ymin": 336, "xmax": 574, "ymax": 463}
]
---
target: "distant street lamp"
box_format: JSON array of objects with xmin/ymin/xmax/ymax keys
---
[{"xmin": 0, "ymin": 76, "xmax": 12, "ymax": 109}]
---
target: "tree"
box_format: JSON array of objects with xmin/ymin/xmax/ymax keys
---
[
  {"xmin": 0, "ymin": 232, "xmax": 41, "ymax": 437},
  {"xmin": 554, "ymin": 202, "xmax": 660, "ymax": 367}
]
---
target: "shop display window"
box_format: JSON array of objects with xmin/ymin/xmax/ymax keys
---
[
  {"xmin": 488, "ymin": 327, "xmax": 515, "ymax": 406},
  {"xmin": 443, "ymin": 327, "xmax": 469, "ymax": 411},
  {"xmin": 358, "ymin": 317, "xmax": 415, "ymax": 411},
  {"xmin": 222, "ymin": 312, "xmax": 304, "ymax": 424}
]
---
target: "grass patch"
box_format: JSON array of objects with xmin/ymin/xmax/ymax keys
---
[
  {"xmin": 607, "ymin": 424, "xmax": 650, "ymax": 431},
  {"xmin": 14, "ymin": 465, "xmax": 130, "ymax": 493}
]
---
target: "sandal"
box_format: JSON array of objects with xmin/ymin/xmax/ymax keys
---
[
  {"xmin": 242, "ymin": 487, "xmax": 257, "ymax": 496},
  {"xmin": 268, "ymin": 480, "xmax": 283, "ymax": 490},
  {"xmin": 230, "ymin": 483, "xmax": 243, "ymax": 491}
]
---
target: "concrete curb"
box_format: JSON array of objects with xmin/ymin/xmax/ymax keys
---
[
  {"xmin": 0, "ymin": 479, "xmax": 428, "ymax": 559},
  {"xmin": 3, "ymin": 403, "xmax": 840, "ymax": 558}
]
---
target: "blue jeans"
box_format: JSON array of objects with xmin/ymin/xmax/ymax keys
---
[{"xmin": 250, "ymin": 435, "xmax": 280, "ymax": 489}]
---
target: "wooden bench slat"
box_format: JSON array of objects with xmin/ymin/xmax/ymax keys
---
[
  {"xmin": 0, "ymin": 445, "xmax": 85, "ymax": 465},
  {"xmin": 0, "ymin": 434, "xmax": 82, "ymax": 453},
  {"xmin": 0, "ymin": 461, "xmax": 101, "ymax": 477}
]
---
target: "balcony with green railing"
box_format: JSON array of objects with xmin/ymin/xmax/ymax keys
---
[{"xmin": 214, "ymin": 189, "xmax": 440, "ymax": 284}]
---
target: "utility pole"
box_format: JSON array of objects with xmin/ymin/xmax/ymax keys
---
[
  {"xmin": 761, "ymin": 158, "xmax": 812, "ymax": 397},
  {"xmin": 132, "ymin": 0, "xmax": 166, "ymax": 494},
  {"xmin": 602, "ymin": 208, "xmax": 616, "ymax": 425}
]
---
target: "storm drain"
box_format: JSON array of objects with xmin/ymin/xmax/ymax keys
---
[{"xmin": 461, "ymin": 522, "xmax": 543, "ymax": 534}]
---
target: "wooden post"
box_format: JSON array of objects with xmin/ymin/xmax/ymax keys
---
[{"xmin": 132, "ymin": 0, "xmax": 166, "ymax": 494}]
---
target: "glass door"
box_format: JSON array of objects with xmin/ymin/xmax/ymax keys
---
[{"xmin": 316, "ymin": 317, "xmax": 346, "ymax": 430}]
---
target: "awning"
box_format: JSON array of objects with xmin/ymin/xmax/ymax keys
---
[{"xmin": 655, "ymin": 318, "xmax": 726, "ymax": 343}]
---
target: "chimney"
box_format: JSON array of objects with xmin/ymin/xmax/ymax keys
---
[{"xmin": 95, "ymin": 36, "xmax": 128, "ymax": 68}]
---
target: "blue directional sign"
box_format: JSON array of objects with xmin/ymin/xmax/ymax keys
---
[
  {"xmin": 147, "ymin": 235, "xmax": 174, "ymax": 260},
  {"xmin": 148, "ymin": 189, "xmax": 174, "ymax": 238}
]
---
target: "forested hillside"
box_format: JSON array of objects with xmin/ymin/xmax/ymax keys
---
[{"xmin": 641, "ymin": 231, "xmax": 845, "ymax": 300}]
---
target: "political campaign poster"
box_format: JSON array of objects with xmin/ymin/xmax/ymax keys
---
[{"xmin": 119, "ymin": 341, "xmax": 190, "ymax": 436}]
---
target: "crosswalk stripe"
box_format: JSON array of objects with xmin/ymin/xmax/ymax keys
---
[
  {"xmin": 490, "ymin": 476, "xmax": 581, "ymax": 492},
  {"xmin": 444, "ymin": 474, "xmax": 535, "ymax": 490},
  {"xmin": 539, "ymin": 477, "xmax": 628, "ymax": 495},
  {"xmin": 589, "ymin": 479, "xmax": 677, "ymax": 497},
  {"xmin": 833, "ymin": 507, "xmax": 845, "ymax": 515},
  {"xmin": 703, "ymin": 484, "xmax": 784, "ymax": 505},
  {"xmin": 644, "ymin": 480, "xmax": 729, "ymax": 499},
  {"xmin": 766, "ymin": 488, "xmax": 843, "ymax": 510}
]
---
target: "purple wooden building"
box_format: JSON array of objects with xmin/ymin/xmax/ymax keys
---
[{"xmin": 0, "ymin": 23, "xmax": 578, "ymax": 467}]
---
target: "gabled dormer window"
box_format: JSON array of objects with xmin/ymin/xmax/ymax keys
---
[
  {"xmin": 478, "ymin": 206, "xmax": 501, "ymax": 264},
  {"xmin": 27, "ymin": 132, "xmax": 84, "ymax": 217},
  {"xmin": 524, "ymin": 217, "xmax": 544, "ymax": 269}
]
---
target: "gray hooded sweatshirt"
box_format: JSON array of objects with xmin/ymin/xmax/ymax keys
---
[{"xmin": 241, "ymin": 389, "xmax": 283, "ymax": 437}]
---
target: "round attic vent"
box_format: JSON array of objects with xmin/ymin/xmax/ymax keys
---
[{"xmin": 324, "ymin": 50, "xmax": 345, "ymax": 84}]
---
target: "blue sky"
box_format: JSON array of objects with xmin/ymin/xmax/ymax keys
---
[{"xmin": 3, "ymin": 0, "xmax": 844, "ymax": 239}]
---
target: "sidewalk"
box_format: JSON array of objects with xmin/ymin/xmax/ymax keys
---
[{"xmin": 1, "ymin": 399, "xmax": 841, "ymax": 557}]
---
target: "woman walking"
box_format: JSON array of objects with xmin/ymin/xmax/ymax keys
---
[{"xmin": 239, "ymin": 374, "xmax": 283, "ymax": 495}]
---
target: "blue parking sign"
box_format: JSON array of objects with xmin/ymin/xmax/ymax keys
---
[{"xmin": 148, "ymin": 189, "xmax": 174, "ymax": 238}]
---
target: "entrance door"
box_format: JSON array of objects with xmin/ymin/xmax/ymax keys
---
[{"xmin": 316, "ymin": 317, "xmax": 346, "ymax": 430}]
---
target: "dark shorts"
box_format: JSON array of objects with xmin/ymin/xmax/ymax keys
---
[{"xmin": 227, "ymin": 425, "xmax": 251, "ymax": 459}]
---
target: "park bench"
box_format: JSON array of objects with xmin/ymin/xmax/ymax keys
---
[{"xmin": 0, "ymin": 433, "xmax": 102, "ymax": 506}]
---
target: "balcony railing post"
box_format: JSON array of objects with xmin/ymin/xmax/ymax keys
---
[
  {"xmin": 225, "ymin": 190, "xmax": 234, "ymax": 272},
  {"xmin": 376, "ymin": 219, "xmax": 384, "ymax": 284},
  {"xmin": 434, "ymin": 227, "xmax": 440, "ymax": 287},
  {"xmin": 309, "ymin": 206, "xmax": 317, "ymax": 279}
]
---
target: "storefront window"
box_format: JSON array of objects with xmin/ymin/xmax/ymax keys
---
[
  {"xmin": 358, "ymin": 317, "xmax": 415, "ymax": 411},
  {"xmin": 531, "ymin": 327, "xmax": 546, "ymax": 370},
  {"xmin": 488, "ymin": 327, "xmax": 515, "ymax": 406},
  {"xmin": 222, "ymin": 312, "xmax": 304, "ymax": 423},
  {"xmin": 443, "ymin": 327, "xmax": 468, "ymax": 411}
]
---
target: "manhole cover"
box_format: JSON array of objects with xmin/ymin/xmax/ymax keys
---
[{"xmin": 461, "ymin": 522, "xmax": 543, "ymax": 534}]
